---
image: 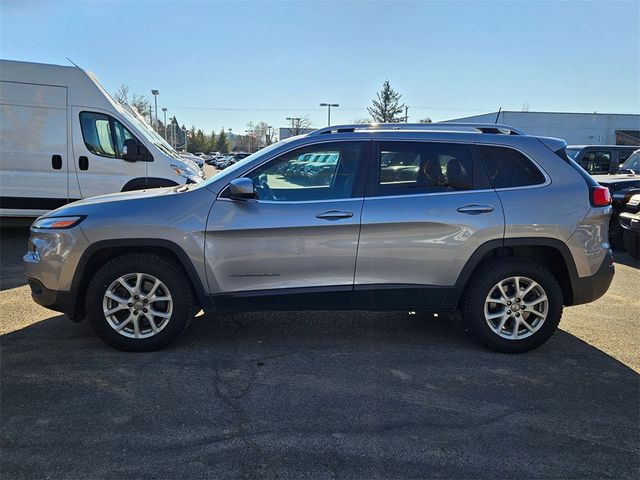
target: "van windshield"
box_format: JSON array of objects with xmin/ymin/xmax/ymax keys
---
[{"xmin": 118, "ymin": 107, "xmax": 182, "ymax": 160}]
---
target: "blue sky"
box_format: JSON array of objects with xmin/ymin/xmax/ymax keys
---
[{"xmin": 1, "ymin": 0, "xmax": 638, "ymax": 134}]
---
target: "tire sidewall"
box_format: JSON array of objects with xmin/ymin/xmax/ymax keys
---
[
  {"xmin": 86, "ymin": 255, "xmax": 192, "ymax": 351},
  {"xmin": 465, "ymin": 261, "xmax": 563, "ymax": 353}
]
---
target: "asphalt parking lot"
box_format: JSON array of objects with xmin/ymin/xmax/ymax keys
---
[{"xmin": 1, "ymin": 224, "xmax": 639, "ymax": 479}]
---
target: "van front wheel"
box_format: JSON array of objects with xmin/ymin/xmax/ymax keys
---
[
  {"xmin": 462, "ymin": 259, "xmax": 563, "ymax": 353},
  {"xmin": 85, "ymin": 253, "xmax": 194, "ymax": 351}
]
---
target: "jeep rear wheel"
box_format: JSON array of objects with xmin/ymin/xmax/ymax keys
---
[
  {"xmin": 462, "ymin": 259, "xmax": 563, "ymax": 353},
  {"xmin": 86, "ymin": 253, "xmax": 194, "ymax": 351}
]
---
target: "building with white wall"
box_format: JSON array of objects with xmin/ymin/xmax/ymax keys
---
[{"xmin": 444, "ymin": 111, "xmax": 639, "ymax": 145}]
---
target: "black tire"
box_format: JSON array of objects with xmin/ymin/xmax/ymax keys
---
[
  {"xmin": 609, "ymin": 215, "xmax": 624, "ymax": 250},
  {"xmin": 86, "ymin": 253, "xmax": 195, "ymax": 351},
  {"xmin": 462, "ymin": 258, "xmax": 563, "ymax": 353},
  {"xmin": 623, "ymin": 229, "xmax": 640, "ymax": 259}
]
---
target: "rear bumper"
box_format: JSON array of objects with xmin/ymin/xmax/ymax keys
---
[
  {"xmin": 570, "ymin": 250, "xmax": 615, "ymax": 306},
  {"xmin": 619, "ymin": 212, "xmax": 640, "ymax": 232}
]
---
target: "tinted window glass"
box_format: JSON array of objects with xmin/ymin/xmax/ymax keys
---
[
  {"xmin": 245, "ymin": 142, "xmax": 363, "ymax": 201},
  {"xmin": 80, "ymin": 112, "xmax": 115, "ymax": 157},
  {"xmin": 80, "ymin": 112, "xmax": 136, "ymax": 159},
  {"xmin": 478, "ymin": 145, "xmax": 546, "ymax": 188},
  {"xmin": 578, "ymin": 150, "xmax": 611, "ymax": 174},
  {"xmin": 376, "ymin": 142, "xmax": 474, "ymax": 194}
]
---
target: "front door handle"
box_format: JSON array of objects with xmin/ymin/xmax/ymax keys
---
[
  {"xmin": 316, "ymin": 210, "xmax": 353, "ymax": 220},
  {"xmin": 457, "ymin": 204, "xmax": 494, "ymax": 215},
  {"xmin": 51, "ymin": 154, "xmax": 62, "ymax": 170},
  {"xmin": 79, "ymin": 156, "xmax": 89, "ymax": 171}
]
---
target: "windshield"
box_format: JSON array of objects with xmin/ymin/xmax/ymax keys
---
[
  {"xmin": 620, "ymin": 151, "xmax": 640, "ymax": 172},
  {"xmin": 117, "ymin": 106, "xmax": 183, "ymax": 161},
  {"xmin": 565, "ymin": 148, "xmax": 581, "ymax": 160}
]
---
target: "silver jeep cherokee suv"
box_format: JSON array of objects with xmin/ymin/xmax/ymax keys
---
[{"xmin": 24, "ymin": 123, "xmax": 614, "ymax": 353}]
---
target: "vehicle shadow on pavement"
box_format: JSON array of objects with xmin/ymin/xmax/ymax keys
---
[
  {"xmin": 0, "ymin": 226, "xmax": 30, "ymax": 291},
  {"xmin": 2, "ymin": 311, "xmax": 638, "ymax": 479},
  {"xmin": 614, "ymin": 250, "xmax": 640, "ymax": 269}
]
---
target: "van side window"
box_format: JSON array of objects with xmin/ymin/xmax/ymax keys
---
[
  {"xmin": 375, "ymin": 141, "xmax": 474, "ymax": 195},
  {"xmin": 478, "ymin": 145, "xmax": 546, "ymax": 188},
  {"xmin": 79, "ymin": 112, "xmax": 136, "ymax": 159}
]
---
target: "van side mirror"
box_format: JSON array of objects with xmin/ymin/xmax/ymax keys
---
[
  {"xmin": 123, "ymin": 138, "xmax": 151, "ymax": 162},
  {"xmin": 227, "ymin": 178, "xmax": 255, "ymax": 199}
]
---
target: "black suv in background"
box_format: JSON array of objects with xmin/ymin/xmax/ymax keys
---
[
  {"xmin": 592, "ymin": 150, "xmax": 640, "ymax": 249},
  {"xmin": 566, "ymin": 145, "xmax": 638, "ymax": 175}
]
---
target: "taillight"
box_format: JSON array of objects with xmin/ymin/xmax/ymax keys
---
[{"xmin": 590, "ymin": 186, "xmax": 611, "ymax": 207}]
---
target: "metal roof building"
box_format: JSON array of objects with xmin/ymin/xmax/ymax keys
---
[{"xmin": 443, "ymin": 111, "xmax": 639, "ymax": 145}]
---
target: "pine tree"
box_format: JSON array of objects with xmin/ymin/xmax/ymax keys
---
[
  {"xmin": 367, "ymin": 80, "xmax": 405, "ymax": 123},
  {"xmin": 216, "ymin": 129, "xmax": 229, "ymax": 153},
  {"xmin": 209, "ymin": 130, "xmax": 217, "ymax": 152}
]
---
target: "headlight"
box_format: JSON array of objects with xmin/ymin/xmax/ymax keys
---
[{"xmin": 32, "ymin": 216, "xmax": 85, "ymax": 229}]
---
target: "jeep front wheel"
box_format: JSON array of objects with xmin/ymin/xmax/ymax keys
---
[{"xmin": 85, "ymin": 253, "xmax": 194, "ymax": 351}]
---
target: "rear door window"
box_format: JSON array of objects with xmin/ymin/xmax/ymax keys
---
[
  {"xmin": 374, "ymin": 141, "xmax": 475, "ymax": 195},
  {"xmin": 478, "ymin": 145, "xmax": 546, "ymax": 188}
]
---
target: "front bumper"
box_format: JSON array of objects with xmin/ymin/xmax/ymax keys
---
[
  {"xmin": 619, "ymin": 212, "xmax": 640, "ymax": 232},
  {"xmin": 570, "ymin": 250, "xmax": 615, "ymax": 306},
  {"xmin": 26, "ymin": 277, "xmax": 78, "ymax": 320}
]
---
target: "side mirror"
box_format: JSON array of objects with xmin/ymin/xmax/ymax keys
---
[
  {"xmin": 123, "ymin": 138, "xmax": 149, "ymax": 162},
  {"xmin": 227, "ymin": 178, "xmax": 255, "ymax": 199}
]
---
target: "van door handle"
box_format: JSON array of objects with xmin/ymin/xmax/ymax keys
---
[
  {"xmin": 79, "ymin": 156, "xmax": 89, "ymax": 171},
  {"xmin": 51, "ymin": 155, "xmax": 62, "ymax": 170},
  {"xmin": 316, "ymin": 210, "xmax": 353, "ymax": 220},
  {"xmin": 457, "ymin": 204, "xmax": 494, "ymax": 215}
]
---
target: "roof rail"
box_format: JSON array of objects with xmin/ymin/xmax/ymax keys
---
[{"xmin": 307, "ymin": 122, "xmax": 526, "ymax": 136}]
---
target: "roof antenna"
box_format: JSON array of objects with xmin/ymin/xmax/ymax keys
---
[
  {"xmin": 65, "ymin": 57, "xmax": 80, "ymax": 68},
  {"xmin": 494, "ymin": 107, "xmax": 502, "ymax": 124}
]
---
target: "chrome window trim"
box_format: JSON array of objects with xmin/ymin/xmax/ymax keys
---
[{"xmin": 216, "ymin": 196, "xmax": 364, "ymax": 205}]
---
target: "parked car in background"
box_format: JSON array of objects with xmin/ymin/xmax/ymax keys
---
[
  {"xmin": 592, "ymin": 163, "xmax": 640, "ymax": 249},
  {"xmin": 179, "ymin": 152, "xmax": 205, "ymax": 169},
  {"xmin": 24, "ymin": 123, "xmax": 614, "ymax": 353},
  {"xmin": 619, "ymin": 193, "xmax": 640, "ymax": 258},
  {"xmin": 566, "ymin": 145, "xmax": 638, "ymax": 175},
  {"xmin": 616, "ymin": 149, "xmax": 640, "ymax": 174},
  {"xmin": 0, "ymin": 60, "xmax": 203, "ymax": 217}
]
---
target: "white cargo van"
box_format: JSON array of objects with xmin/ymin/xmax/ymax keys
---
[{"xmin": 0, "ymin": 60, "xmax": 204, "ymax": 217}]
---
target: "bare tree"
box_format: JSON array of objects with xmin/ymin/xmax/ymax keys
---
[
  {"xmin": 353, "ymin": 118, "xmax": 372, "ymax": 124},
  {"xmin": 419, "ymin": 117, "xmax": 432, "ymax": 123},
  {"xmin": 286, "ymin": 115, "xmax": 313, "ymax": 136},
  {"xmin": 112, "ymin": 84, "xmax": 151, "ymax": 122}
]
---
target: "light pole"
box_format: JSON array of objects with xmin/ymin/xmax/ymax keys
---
[
  {"xmin": 319, "ymin": 103, "xmax": 339, "ymax": 126},
  {"xmin": 162, "ymin": 108, "xmax": 167, "ymax": 140},
  {"xmin": 245, "ymin": 129, "xmax": 254, "ymax": 153},
  {"xmin": 151, "ymin": 90, "xmax": 159, "ymax": 131},
  {"xmin": 183, "ymin": 126, "xmax": 187, "ymax": 152}
]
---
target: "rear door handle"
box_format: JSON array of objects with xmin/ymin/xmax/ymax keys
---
[
  {"xmin": 316, "ymin": 210, "xmax": 353, "ymax": 220},
  {"xmin": 457, "ymin": 204, "xmax": 494, "ymax": 215},
  {"xmin": 79, "ymin": 156, "xmax": 89, "ymax": 171}
]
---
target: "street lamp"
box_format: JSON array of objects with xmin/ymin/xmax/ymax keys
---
[
  {"xmin": 161, "ymin": 108, "xmax": 168, "ymax": 140},
  {"xmin": 151, "ymin": 90, "xmax": 159, "ymax": 132},
  {"xmin": 319, "ymin": 103, "xmax": 339, "ymax": 126}
]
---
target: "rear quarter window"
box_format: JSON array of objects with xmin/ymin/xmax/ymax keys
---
[{"xmin": 478, "ymin": 145, "xmax": 546, "ymax": 188}]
